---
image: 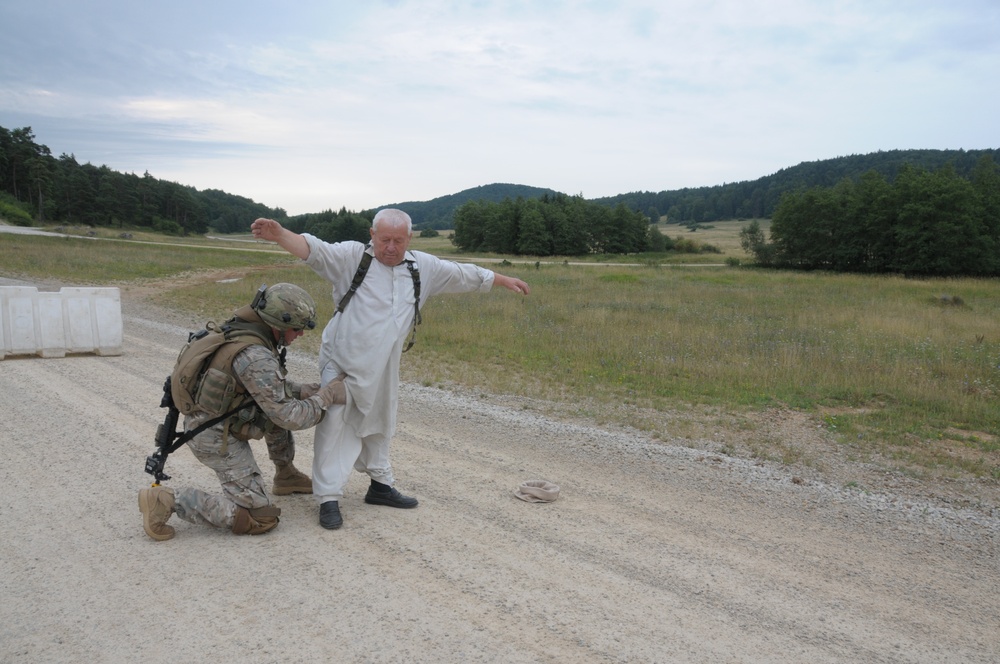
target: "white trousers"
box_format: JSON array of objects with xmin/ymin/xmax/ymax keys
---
[{"xmin": 311, "ymin": 402, "xmax": 394, "ymax": 504}]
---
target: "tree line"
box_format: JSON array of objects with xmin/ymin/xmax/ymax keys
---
[
  {"xmin": 0, "ymin": 125, "xmax": 287, "ymax": 235},
  {"xmin": 285, "ymin": 195, "xmax": 724, "ymax": 257},
  {"xmin": 452, "ymin": 193, "xmax": 668, "ymax": 255},
  {"xmin": 739, "ymin": 156, "xmax": 1000, "ymax": 277},
  {"xmin": 281, "ymin": 207, "xmax": 374, "ymax": 244}
]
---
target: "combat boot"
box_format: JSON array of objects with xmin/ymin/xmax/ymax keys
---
[
  {"xmin": 138, "ymin": 486, "xmax": 176, "ymax": 541},
  {"xmin": 272, "ymin": 462, "xmax": 313, "ymax": 495}
]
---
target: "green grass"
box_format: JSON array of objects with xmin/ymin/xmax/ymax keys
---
[
  {"xmin": 413, "ymin": 266, "xmax": 999, "ymax": 411},
  {"xmin": 657, "ymin": 218, "xmax": 767, "ymax": 255},
  {"xmin": 3, "ymin": 228, "xmax": 999, "ymax": 481},
  {"xmin": 0, "ymin": 233, "xmax": 295, "ymax": 283}
]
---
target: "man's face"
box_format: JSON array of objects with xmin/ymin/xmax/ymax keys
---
[
  {"xmin": 370, "ymin": 222, "xmax": 412, "ymax": 266},
  {"xmin": 275, "ymin": 327, "xmax": 304, "ymax": 346}
]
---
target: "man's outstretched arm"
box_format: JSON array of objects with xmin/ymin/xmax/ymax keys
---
[{"xmin": 251, "ymin": 218, "xmax": 310, "ymax": 261}]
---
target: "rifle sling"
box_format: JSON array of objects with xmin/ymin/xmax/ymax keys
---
[{"xmin": 165, "ymin": 399, "xmax": 252, "ymax": 455}]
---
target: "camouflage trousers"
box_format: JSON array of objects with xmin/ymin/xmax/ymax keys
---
[{"xmin": 173, "ymin": 421, "xmax": 295, "ymax": 530}]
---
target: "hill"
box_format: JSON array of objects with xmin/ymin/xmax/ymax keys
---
[
  {"xmin": 382, "ymin": 183, "xmax": 559, "ymax": 230},
  {"xmin": 371, "ymin": 149, "xmax": 997, "ymax": 230},
  {"xmin": 592, "ymin": 148, "xmax": 999, "ymax": 224},
  {"xmin": 2, "ymin": 123, "xmax": 994, "ymax": 232}
]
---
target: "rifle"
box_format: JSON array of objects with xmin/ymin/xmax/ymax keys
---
[
  {"xmin": 144, "ymin": 377, "xmax": 180, "ymax": 484},
  {"xmin": 144, "ymin": 376, "xmax": 249, "ymax": 486}
]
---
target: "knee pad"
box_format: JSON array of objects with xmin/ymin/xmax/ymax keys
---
[{"xmin": 231, "ymin": 505, "xmax": 281, "ymax": 535}]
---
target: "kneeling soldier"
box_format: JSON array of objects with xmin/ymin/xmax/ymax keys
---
[{"xmin": 139, "ymin": 283, "xmax": 345, "ymax": 540}]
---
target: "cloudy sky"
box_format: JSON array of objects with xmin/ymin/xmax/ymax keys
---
[{"xmin": 1, "ymin": 0, "xmax": 997, "ymax": 215}]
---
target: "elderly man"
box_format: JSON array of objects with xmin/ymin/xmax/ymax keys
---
[{"xmin": 251, "ymin": 209, "xmax": 529, "ymax": 529}]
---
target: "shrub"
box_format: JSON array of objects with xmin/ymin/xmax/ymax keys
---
[
  {"xmin": 0, "ymin": 194, "xmax": 34, "ymax": 227},
  {"xmin": 152, "ymin": 217, "xmax": 184, "ymax": 236}
]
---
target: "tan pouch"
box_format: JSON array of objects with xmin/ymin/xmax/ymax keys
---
[{"xmin": 195, "ymin": 367, "xmax": 238, "ymax": 416}]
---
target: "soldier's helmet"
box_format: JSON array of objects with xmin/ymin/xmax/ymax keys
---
[{"xmin": 254, "ymin": 283, "xmax": 317, "ymax": 331}]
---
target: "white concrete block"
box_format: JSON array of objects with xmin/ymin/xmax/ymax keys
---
[{"xmin": 0, "ymin": 286, "xmax": 123, "ymax": 359}]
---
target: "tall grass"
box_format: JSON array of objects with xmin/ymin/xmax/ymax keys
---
[
  {"xmin": 404, "ymin": 265, "xmax": 1000, "ymax": 478},
  {"xmin": 3, "ymin": 232, "xmax": 998, "ymax": 479},
  {"xmin": 444, "ymin": 267, "xmax": 995, "ymax": 403}
]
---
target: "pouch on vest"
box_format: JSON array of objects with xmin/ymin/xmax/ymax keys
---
[
  {"xmin": 171, "ymin": 323, "xmax": 227, "ymax": 415},
  {"xmin": 194, "ymin": 367, "xmax": 239, "ymax": 416}
]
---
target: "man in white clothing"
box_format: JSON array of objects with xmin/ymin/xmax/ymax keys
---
[{"xmin": 251, "ymin": 209, "xmax": 530, "ymax": 529}]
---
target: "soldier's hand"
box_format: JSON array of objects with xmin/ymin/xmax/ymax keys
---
[
  {"xmin": 316, "ymin": 373, "xmax": 348, "ymax": 407},
  {"xmin": 300, "ymin": 382, "xmax": 321, "ymax": 399}
]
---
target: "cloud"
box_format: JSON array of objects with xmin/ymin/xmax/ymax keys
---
[{"xmin": 1, "ymin": 0, "xmax": 997, "ymax": 215}]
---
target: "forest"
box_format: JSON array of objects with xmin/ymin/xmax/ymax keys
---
[
  {"xmin": 740, "ymin": 157, "xmax": 1000, "ymax": 277},
  {"xmin": 595, "ymin": 148, "xmax": 1000, "ymax": 224},
  {"xmin": 0, "ymin": 125, "xmax": 562, "ymax": 236},
  {"xmin": 451, "ymin": 194, "xmax": 662, "ymax": 256},
  {"xmin": 0, "ymin": 126, "xmax": 287, "ymax": 235}
]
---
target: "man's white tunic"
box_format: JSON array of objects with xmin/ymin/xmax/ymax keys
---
[{"xmin": 301, "ymin": 234, "xmax": 494, "ymax": 496}]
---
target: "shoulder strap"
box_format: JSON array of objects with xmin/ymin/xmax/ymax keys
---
[
  {"xmin": 223, "ymin": 313, "xmax": 278, "ymax": 350},
  {"xmin": 402, "ymin": 258, "xmax": 421, "ymax": 353},
  {"xmin": 336, "ymin": 246, "xmax": 423, "ymax": 352},
  {"xmin": 225, "ymin": 307, "xmax": 285, "ymax": 369},
  {"xmin": 337, "ymin": 250, "xmax": 373, "ymax": 315},
  {"xmin": 205, "ymin": 335, "xmax": 266, "ymax": 382}
]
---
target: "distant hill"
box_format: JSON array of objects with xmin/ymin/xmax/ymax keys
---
[
  {"xmin": 376, "ymin": 149, "xmax": 998, "ymax": 230},
  {"xmin": 3, "ymin": 123, "xmax": 994, "ymax": 233},
  {"xmin": 384, "ymin": 183, "xmax": 559, "ymax": 230},
  {"xmin": 591, "ymin": 148, "xmax": 999, "ymax": 224}
]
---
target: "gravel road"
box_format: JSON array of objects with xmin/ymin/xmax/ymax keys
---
[{"xmin": 1, "ymin": 283, "xmax": 998, "ymax": 663}]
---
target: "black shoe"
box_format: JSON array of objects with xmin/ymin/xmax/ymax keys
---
[
  {"xmin": 364, "ymin": 486, "xmax": 418, "ymax": 509},
  {"xmin": 319, "ymin": 501, "xmax": 343, "ymax": 529}
]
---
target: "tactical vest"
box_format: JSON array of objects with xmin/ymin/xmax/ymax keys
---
[{"xmin": 171, "ymin": 306, "xmax": 279, "ymax": 439}]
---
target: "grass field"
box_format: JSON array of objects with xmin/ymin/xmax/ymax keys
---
[{"xmin": 2, "ymin": 223, "xmax": 998, "ymax": 483}]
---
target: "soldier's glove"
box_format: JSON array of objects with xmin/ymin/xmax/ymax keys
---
[
  {"xmin": 316, "ymin": 373, "xmax": 348, "ymax": 408},
  {"xmin": 299, "ymin": 383, "xmax": 321, "ymax": 399}
]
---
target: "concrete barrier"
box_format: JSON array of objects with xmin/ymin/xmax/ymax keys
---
[{"xmin": 0, "ymin": 286, "xmax": 123, "ymax": 359}]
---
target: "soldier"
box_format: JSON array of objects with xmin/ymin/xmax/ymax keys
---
[{"xmin": 138, "ymin": 283, "xmax": 346, "ymax": 540}]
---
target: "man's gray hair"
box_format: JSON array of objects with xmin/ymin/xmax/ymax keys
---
[{"xmin": 372, "ymin": 208, "xmax": 412, "ymax": 234}]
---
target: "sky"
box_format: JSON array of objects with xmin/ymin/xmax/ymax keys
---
[{"xmin": 1, "ymin": 0, "xmax": 997, "ymax": 216}]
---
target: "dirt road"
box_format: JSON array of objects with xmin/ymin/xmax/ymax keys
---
[{"xmin": 1, "ymin": 286, "xmax": 997, "ymax": 663}]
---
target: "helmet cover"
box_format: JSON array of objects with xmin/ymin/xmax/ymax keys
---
[{"xmin": 254, "ymin": 283, "xmax": 317, "ymax": 331}]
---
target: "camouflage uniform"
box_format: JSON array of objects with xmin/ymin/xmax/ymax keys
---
[
  {"xmin": 139, "ymin": 283, "xmax": 348, "ymax": 540},
  {"xmin": 173, "ymin": 342, "xmax": 327, "ymax": 530}
]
